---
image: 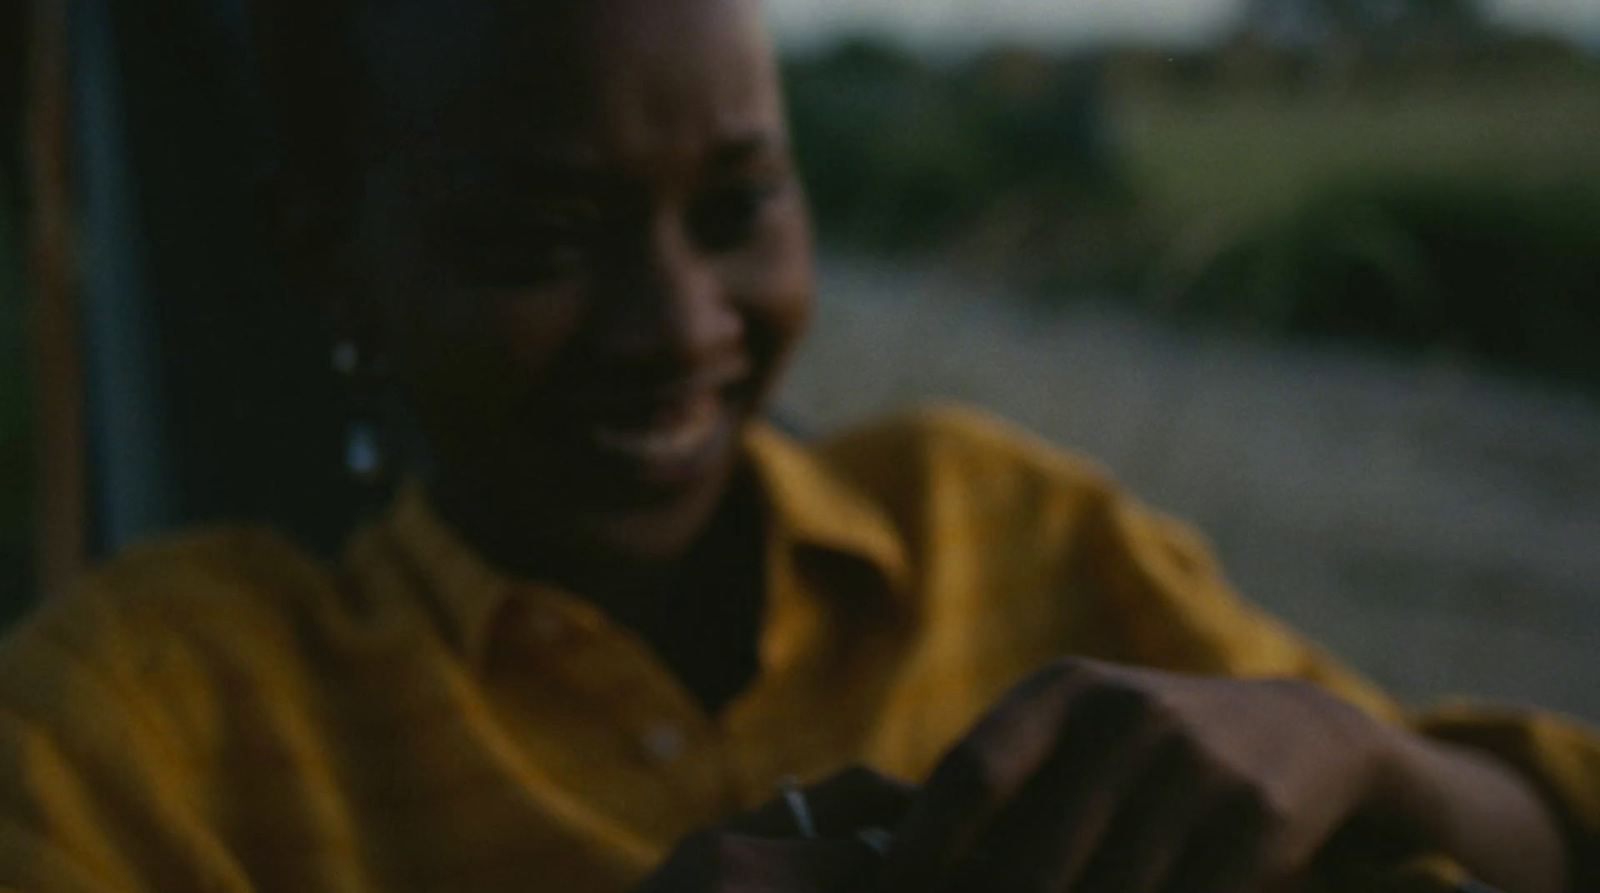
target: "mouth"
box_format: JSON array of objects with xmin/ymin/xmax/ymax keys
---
[
  {"xmin": 570, "ymin": 365, "xmax": 752, "ymax": 490},
  {"xmin": 589, "ymin": 392, "xmax": 729, "ymax": 469}
]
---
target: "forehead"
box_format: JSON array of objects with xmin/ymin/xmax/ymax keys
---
[{"xmin": 354, "ymin": 0, "xmax": 784, "ymax": 175}]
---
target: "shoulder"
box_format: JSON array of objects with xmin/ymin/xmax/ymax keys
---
[
  {"xmin": 808, "ymin": 406, "xmax": 1239, "ymax": 651},
  {"xmin": 13, "ymin": 524, "xmax": 336, "ymax": 653},
  {"xmin": 818, "ymin": 403, "xmax": 1104, "ymax": 473},
  {"xmin": 823, "ymin": 406, "xmax": 1226, "ymax": 615},
  {"xmin": 802, "ymin": 406, "xmax": 1397, "ymax": 708},
  {"xmin": 814, "ymin": 403, "xmax": 1122, "ymax": 535},
  {"xmin": 0, "ymin": 526, "xmax": 338, "ymax": 736},
  {"xmin": 70, "ymin": 524, "xmax": 330, "ymax": 609}
]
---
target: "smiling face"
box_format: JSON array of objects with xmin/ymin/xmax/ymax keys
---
[{"xmin": 314, "ymin": 0, "xmax": 812, "ymax": 576}]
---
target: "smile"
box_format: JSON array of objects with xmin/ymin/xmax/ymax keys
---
[{"xmin": 587, "ymin": 390, "xmax": 730, "ymax": 471}]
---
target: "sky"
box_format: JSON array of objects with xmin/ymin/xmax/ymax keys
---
[{"xmin": 762, "ymin": 0, "xmax": 1600, "ymax": 50}]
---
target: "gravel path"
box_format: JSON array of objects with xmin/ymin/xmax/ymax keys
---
[{"xmin": 779, "ymin": 255, "xmax": 1600, "ymax": 722}]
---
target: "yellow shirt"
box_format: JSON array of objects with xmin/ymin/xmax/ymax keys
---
[{"xmin": 0, "ymin": 406, "xmax": 1594, "ymax": 893}]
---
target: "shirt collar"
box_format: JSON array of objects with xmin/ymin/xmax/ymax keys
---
[
  {"xmin": 380, "ymin": 420, "xmax": 912, "ymax": 666},
  {"xmin": 384, "ymin": 479, "xmax": 519, "ymax": 664},
  {"xmin": 743, "ymin": 422, "xmax": 911, "ymax": 596}
]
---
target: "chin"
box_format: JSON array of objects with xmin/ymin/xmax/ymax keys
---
[
  {"xmin": 564, "ymin": 416, "xmax": 748, "ymax": 565},
  {"xmin": 436, "ymin": 387, "xmax": 766, "ymax": 574},
  {"xmin": 577, "ymin": 468, "xmax": 735, "ymax": 565}
]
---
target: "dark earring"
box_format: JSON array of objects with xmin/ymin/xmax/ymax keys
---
[{"xmin": 333, "ymin": 339, "xmax": 389, "ymax": 486}]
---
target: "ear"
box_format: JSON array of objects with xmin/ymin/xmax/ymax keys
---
[
  {"xmin": 248, "ymin": 0, "xmax": 366, "ymax": 275},
  {"xmin": 253, "ymin": 162, "xmax": 377, "ymax": 354}
]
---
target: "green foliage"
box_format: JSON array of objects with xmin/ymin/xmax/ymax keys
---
[
  {"xmin": 784, "ymin": 34, "xmax": 1600, "ymax": 391},
  {"xmin": 1242, "ymin": 0, "xmax": 1488, "ymax": 39},
  {"xmin": 1165, "ymin": 178, "xmax": 1600, "ymax": 387},
  {"xmin": 782, "ymin": 38, "xmax": 1124, "ymax": 252}
]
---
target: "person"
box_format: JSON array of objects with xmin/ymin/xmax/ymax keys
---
[{"xmin": 2, "ymin": 0, "xmax": 1596, "ymax": 891}]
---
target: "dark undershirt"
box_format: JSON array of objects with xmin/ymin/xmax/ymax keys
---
[{"xmin": 613, "ymin": 467, "xmax": 767, "ymax": 717}]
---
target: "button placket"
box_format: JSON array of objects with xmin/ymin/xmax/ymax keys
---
[
  {"xmin": 640, "ymin": 723, "xmax": 688, "ymax": 766},
  {"xmin": 525, "ymin": 610, "xmax": 566, "ymax": 646}
]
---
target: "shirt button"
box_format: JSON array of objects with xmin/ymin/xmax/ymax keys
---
[
  {"xmin": 641, "ymin": 723, "xmax": 687, "ymax": 765},
  {"xmin": 525, "ymin": 612, "xmax": 565, "ymax": 645}
]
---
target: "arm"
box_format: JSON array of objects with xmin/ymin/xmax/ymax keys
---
[
  {"xmin": 1090, "ymin": 493, "xmax": 1584, "ymax": 891},
  {"xmin": 874, "ymin": 659, "xmax": 1568, "ymax": 893},
  {"xmin": 824, "ymin": 410, "xmax": 1592, "ymax": 892},
  {"xmin": 869, "ymin": 487, "xmax": 1580, "ymax": 893},
  {"xmin": 1360, "ymin": 727, "xmax": 1566, "ymax": 893},
  {"xmin": 634, "ymin": 768, "xmax": 914, "ymax": 893},
  {"xmin": 0, "ymin": 597, "xmax": 234, "ymax": 893}
]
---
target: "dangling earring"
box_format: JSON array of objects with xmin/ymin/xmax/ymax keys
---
[
  {"xmin": 333, "ymin": 338, "xmax": 389, "ymax": 486},
  {"xmin": 344, "ymin": 419, "xmax": 386, "ymax": 485}
]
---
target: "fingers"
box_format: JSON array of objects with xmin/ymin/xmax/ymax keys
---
[
  {"xmin": 944, "ymin": 687, "xmax": 1165, "ymax": 893},
  {"xmin": 1163, "ymin": 786, "xmax": 1282, "ymax": 893},
  {"xmin": 877, "ymin": 661, "xmax": 1097, "ymax": 893},
  {"xmin": 726, "ymin": 766, "xmax": 918, "ymax": 839},
  {"xmin": 644, "ymin": 768, "xmax": 914, "ymax": 893},
  {"xmin": 877, "ymin": 658, "xmax": 1349, "ymax": 893},
  {"xmin": 724, "ymin": 838, "xmax": 886, "ymax": 893},
  {"xmin": 1071, "ymin": 736, "xmax": 1206, "ymax": 893},
  {"xmin": 806, "ymin": 766, "xmax": 919, "ymax": 837},
  {"xmin": 637, "ymin": 834, "xmax": 882, "ymax": 893},
  {"xmin": 1061, "ymin": 732, "xmax": 1309, "ymax": 893}
]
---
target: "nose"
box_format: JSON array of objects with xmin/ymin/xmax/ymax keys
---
[{"xmin": 593, "ymin": 212, "xmax": 744, "ymax": 378}]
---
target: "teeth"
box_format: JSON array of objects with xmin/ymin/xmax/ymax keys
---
[{"xmin": 590, "ymin": 400, "xmax": 722, "ymax": 466}]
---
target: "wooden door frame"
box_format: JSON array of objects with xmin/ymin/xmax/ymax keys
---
[{"xmin": 28, "ymin": 0, "xmax": 86, "ymax": 599}]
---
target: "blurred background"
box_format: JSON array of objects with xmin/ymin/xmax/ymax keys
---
[{"xmin": 1, "ymin": 0, "xmax": 1597, "ymax": 718}]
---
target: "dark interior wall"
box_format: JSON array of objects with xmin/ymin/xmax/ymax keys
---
[
  {"xmin": 2, "ymin": 0, "xmax": 33, "ymax": 610},
  {"xmin": 86, "ymin": 0, "xmax": 376, "ymax": 558},
  {"xmin": 2, "ymin": 0, "xmax": 25, "ymax": 148},
  {"xmin": 2, "ymin": 0, "xmax": 24, "ymax": 175}
]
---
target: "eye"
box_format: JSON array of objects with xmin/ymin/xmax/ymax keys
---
[
  {"xmin": 429, "ymin": 204, "xmax": 598, "ymax": 288},
  {"xmin": 688, "ymin": 179, "xmax": 785, "ymax": 253}
]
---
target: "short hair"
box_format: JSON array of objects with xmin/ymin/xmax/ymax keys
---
[{"xmin": 250, "ymin": 0, "xmax": 368, "ymax": 215}]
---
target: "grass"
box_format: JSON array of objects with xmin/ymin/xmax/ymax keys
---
[
  {"xmin": 1079, "ymin": 73, "xmax": 1600, "ymax": 392},
  {"xmin": 1113, "ymin": 74, "xmax": 1600, "ymax": 228}
]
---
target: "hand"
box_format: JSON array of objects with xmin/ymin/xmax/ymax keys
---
[
  {"xmin": 876, "ymin": 658, "xmax": 1399, "ymax": 893},
  {"xmin": 637, "ymin": 767, "xmax": 916, "ymax": 893}
]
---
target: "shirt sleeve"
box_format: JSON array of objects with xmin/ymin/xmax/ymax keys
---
[
  {"xmin": 1084, "ymin": 490, "xmax": 1600, "ymax": 892},
  {"xmin": 0, "ymin": 584, "xmax": 246, "ymax": 893},
  {"xmin": 1084, "ymin": 491, "xmax": 1403, "ymax": 718},
  {"xmin": 1413, "ymin": 705, "xmax": 1600, "ymax": 893}
]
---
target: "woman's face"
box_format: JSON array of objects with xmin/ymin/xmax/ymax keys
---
[{"xmin": 343, "ymin": 0, "xmax": 812, "ymax": 569}]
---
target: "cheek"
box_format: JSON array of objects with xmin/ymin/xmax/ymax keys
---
[
  {"xmin": 385, "ymin": 294, "xmax": 512, "ymax": 443},
  {"xmin": 384, "ymin": 283, "xmax": 588, "ymax": 441},
  {"xmin": 496, "ymin": 288, "xmax": 590, "ymax": 381},
  {"xmin": 750, "ymin": 215, "xmax": 814, "ymax": 375},
  {"xmin": 353, "ymin": 182, "xmax": 582, "ymax": 430},
  {"xmin": 762, "ymin": 261, "xmax": 812, "ymax": 367}
]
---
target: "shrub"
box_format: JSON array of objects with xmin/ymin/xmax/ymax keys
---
[{"xmin": 1163, "ymin": 177, "xmax": 1600, "ymax": 387}]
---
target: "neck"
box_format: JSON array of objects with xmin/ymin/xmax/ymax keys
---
[
  {"xmin": 427, "ymin": 464, "xmax": 769, "ymax": 713},
  {"xmin": 423, "ymin": 461, "xmax": 752, "ymax": 609}
]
